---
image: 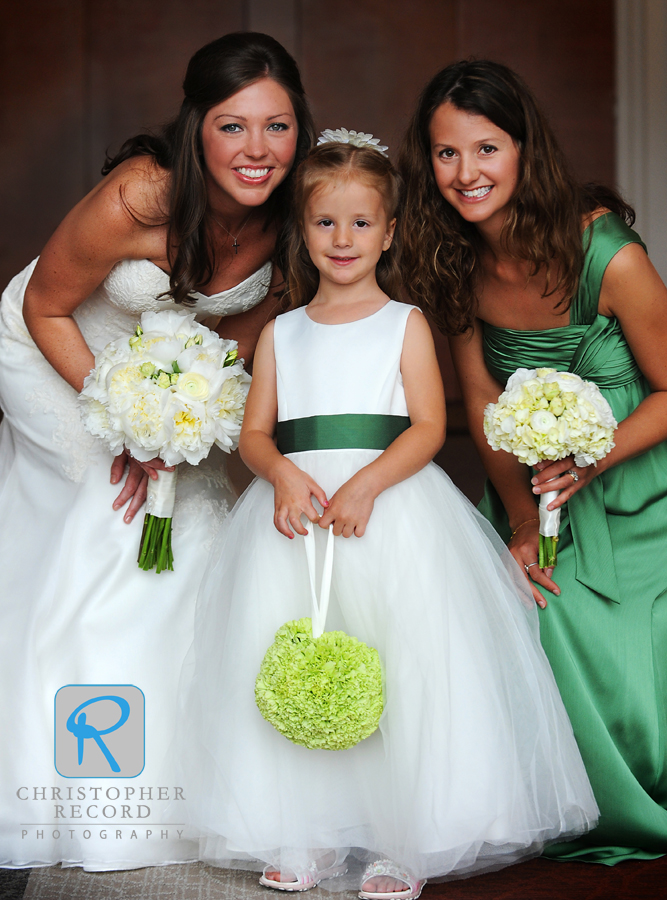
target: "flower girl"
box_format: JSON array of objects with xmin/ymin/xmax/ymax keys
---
[{"xmin": 183, "ymin": 134, "xmax": 599, "ymax": 898}]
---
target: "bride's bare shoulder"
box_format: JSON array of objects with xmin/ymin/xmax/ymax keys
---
[
  {"xmin": 88, "ymin": 156, "xmax": 171, "ymax": 228},
  {"xmin": 48, "ymin": 156, "xmax": 171, "ymax": 264}
]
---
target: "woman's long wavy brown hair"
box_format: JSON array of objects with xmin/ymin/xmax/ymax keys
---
[
  {"xmin": 103, "ymin": 32, "xmax": 315, "ymax": 305},
  {"xmin": 398, "ymin": 59, "xmax": 634, "ymax": 335},
  {"xmin": 285, "ymin": 143, "xmax": 403, "ymax": 308}
]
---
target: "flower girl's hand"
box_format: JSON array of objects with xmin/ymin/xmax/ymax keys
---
[
  {"xmin": 318, "ymin": 474, "xmax": 375, "ymax": 538},
  {"xmin": 271, "ymin": 459, "xmax": 329, "ymax": 539}
]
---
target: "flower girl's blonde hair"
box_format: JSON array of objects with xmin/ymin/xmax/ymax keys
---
[{"xmin": 285, "ymin": 143, "xmax": 403, "ymax": 308}]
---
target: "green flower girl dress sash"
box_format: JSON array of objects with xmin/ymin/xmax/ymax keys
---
[{"xmin": 276, "ymin": 413, "xmax": 411, "ymax": 454}]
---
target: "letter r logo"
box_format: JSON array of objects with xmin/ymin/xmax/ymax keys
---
[{"xmin": 55, "ymin": 685, "xmax": 145, "ymax": 778}]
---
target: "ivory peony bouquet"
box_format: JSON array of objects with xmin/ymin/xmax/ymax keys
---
[
  {"xmin": 484, "ymin": 368, "xmax": 617, "ymax": 567},
  {"xmin": 79, "ymin": 309, "xmax": 250, "ymax": 573}
]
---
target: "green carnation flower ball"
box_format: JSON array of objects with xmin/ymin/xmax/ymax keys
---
[{"xmin": 255, "ymin": 617, "xmax": 383, "ymax": 751}]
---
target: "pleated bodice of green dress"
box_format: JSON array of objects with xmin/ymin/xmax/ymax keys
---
[{"xmin": 479, "ymin": 212, "xmax": 667, "ymax": 864}]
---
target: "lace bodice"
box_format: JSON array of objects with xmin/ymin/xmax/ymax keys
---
[{"xmin": 73, "ymin": 258, "xmax": 272, "ymax": 354}]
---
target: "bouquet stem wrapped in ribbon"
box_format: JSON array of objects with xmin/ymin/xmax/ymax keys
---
[
  {"xmin": 79, "ymin": 310, "xmax": 250, "ymax": 573},
  {"xmin": 138, "ymin": 468, "xmax": 177, "ymax": 573},
  {"xmin": 538, "ymin": 488, "xmax": 560, "ymax": 569},
  {"xmin": 484, "ymin": 368, "xmax": 617, "ymax": 568}
]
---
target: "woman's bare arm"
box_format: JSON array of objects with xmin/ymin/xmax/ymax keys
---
[
  {"xmin": 531, "ymin": 242, "xmax": 667, "ymax": 505},
  {"xmin": 239, "ymin": 322, "xmax": 329, "ymax": 538},
  {"xmin": 23, "ymin": 159, "xmax": 167, "ymax": 392}
]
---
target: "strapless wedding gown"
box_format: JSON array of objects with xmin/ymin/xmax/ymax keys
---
[{"xmin": 0, "ymin": 258, "xmax": 271, "ymax": 870}]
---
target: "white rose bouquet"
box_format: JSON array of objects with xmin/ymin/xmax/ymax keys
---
[
  {"xmin": 483, "ymin": 367, "xmax": 617, "ymax": 568},
  {"xmin": 79, "ymin": 309, "xmax": 251, "ymax": 573}
]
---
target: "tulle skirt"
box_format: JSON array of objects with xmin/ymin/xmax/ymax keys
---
[{"xmin": 181, "ymin": 449, "xmax": 598, "ymax": 885}]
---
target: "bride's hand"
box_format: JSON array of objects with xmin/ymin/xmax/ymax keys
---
[
  {"xmin": 110, "ymin": 451, "xmax": 174, "ymax": 523},
  {"xmin": 507, "ymin": 520, "xmax": 559, "ymax": 609}
]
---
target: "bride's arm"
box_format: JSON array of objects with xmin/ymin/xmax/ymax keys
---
[
  {"xmin": 449, "ymin": 320, "xmax": 553, "ymax": 607},
  {"xmin": 23, "ymin": 160, "xmax": 164, "ymax": 392},
  {"xmin": 23, "ymin": 159, "xmax": 171, "ymax": 522}
]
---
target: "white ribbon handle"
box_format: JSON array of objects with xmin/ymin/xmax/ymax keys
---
[
  {"xmin": 145, "ymin": 467, "xmax": 178, "ymax": 518},
  {"xmin": 303, "ymin": 523, "xmax": 334, "ymax": 639},
  {"xmin": 538, "ymin": 489, "xmax": 561, "ymax": 537}
]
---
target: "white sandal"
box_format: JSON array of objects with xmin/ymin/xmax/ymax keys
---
[
  {"xmin": 358, "ymin": 859, "xmax": 425, "ymax": 900},
  {"xmin": 259, "ymin": 849, "xmax": 348, "ymax": 892}
]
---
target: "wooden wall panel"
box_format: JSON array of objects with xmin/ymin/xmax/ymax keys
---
[
  {"xmin": 0, "ymin": 0, "xmax": 85, "ymax": 288},
  {"xmin": 459, "ymin": 0, "xmax": 615, "ymax": 184},
  {"xmin": 300, "ymin": 0, "xmax": 458, "ymax": 153},
  {"xmin": 86, "ymin": 0, "xmax": 244, "ymax": 188}
]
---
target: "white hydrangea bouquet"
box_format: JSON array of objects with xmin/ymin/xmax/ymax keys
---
[
  {"xmin": 484, "ymin": 368, "xmax": 617, "ymax": 568},
  {"xmin": 79, "ymin": 309, "xmax": 250, "ymax": 573}
]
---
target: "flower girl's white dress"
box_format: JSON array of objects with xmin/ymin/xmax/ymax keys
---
[
  {"xmin": 184, "ymin": 300, "xmax": 599, "ymax": 886},
  {"xmin": 0, "ymin": 258, "xmax": 271, "ymax": 870}
]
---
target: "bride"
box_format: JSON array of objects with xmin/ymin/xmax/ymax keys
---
[{"xmin": 0, "ymin": 32, "xmax": 314, "ymax": 870}]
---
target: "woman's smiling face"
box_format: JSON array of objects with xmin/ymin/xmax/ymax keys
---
[
  {"xmin": 429, "ymin": 101, "xmax": 520, "ymax": 236},
  {"xmin": 200, "ymin": 77, "xmax": 298, "ymax": 211}
]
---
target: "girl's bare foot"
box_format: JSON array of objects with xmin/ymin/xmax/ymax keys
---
[
  {"xmin": 362, "ymin": 874, "xmax": 411, "ymax": 894},
  {"xmin": 359, "ymin": 860, "xmax": 424, "ymax": 898}
]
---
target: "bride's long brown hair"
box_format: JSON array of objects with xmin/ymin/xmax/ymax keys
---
[{"xmin": 399, "ymin": 59, "xmax": 634, "ymax": 335}]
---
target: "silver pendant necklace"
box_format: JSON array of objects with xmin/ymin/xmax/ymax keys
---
[{"xmin": 211, "ymin": 210, "xmax": 253, "ymax": 254}]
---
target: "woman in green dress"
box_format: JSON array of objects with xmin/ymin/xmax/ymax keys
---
[{"xmin": 399, "ymin": 59, "xmax": 667, "ymax": 864}]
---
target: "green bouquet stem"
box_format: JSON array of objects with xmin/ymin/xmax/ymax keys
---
[
  {"xmin": 136, "ymin": 467, "xmax": 178, "ymax": 573},
  {"xmin": 138, "ymin": 514, "xmax": 174, "ymax": 573},
  {"xmin": 539, "ymin": 533, "xmax": 559, "ymax": 569}
]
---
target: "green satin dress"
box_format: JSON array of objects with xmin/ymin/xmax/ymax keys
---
[{"xmin": 479, "ymin": 212, "xmax": 667, "ymax": 864}]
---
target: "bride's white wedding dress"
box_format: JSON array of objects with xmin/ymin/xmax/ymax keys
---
[{"xmin": 0, "ymin": 257, "xmax": 271, "ymax": 870}]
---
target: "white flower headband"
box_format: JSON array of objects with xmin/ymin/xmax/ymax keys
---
[{"xmin": 317, "ymin": 127, "xmax": 389, "ymax": 157}]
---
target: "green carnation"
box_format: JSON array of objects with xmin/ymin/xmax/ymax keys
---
[{"xmin": 255, "ymin": 617, "xmax": 383, "ymax": 751}]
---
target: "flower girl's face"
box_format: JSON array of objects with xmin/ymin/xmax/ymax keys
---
[
  {"xmin": 201, "ymin": 78, "xmax": 298, "ymax": 211},
  {"xmin": 303, "ymin": 178, "xmax": 396, "ymax": 288},
  {"xmin": 429, "ymin": 102, "xmax": 520, "ymax": 236}
]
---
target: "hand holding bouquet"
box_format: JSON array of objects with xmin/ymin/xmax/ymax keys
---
[
  {"xmin": 484, "ymin": 368, "xmax": 616, "ymax": 567},
  {"xmin": 79, "ymin": 310, "xmax": 250, "ymax": 572}
]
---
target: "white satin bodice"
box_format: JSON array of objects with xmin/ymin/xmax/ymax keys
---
[{"xmin": 273, "ymin": 300, "xmax": 413, "ymax": 421}]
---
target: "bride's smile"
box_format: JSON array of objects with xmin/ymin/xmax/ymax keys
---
[{"xmin": 201, "ymin": 78, "xmax": 298, "ymax": 215}]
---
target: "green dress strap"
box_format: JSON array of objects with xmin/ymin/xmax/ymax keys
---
[{"xmin": 571, "ymin": 212, "xmax": 647, "ymax": 325}]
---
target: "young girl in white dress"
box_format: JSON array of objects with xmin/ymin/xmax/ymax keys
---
[{"xmin": 184, "ymin": 136, "xmax": 599, "ymax": 898}]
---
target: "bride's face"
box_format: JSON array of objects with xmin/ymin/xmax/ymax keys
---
[
  {"xmin": 201, "ymin": 78, "xmax": 298, "ymax": 211},
  {"xmin": 429, "ymin": 102, "xmax": 520, "ymax": 236}
]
